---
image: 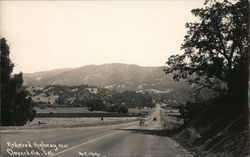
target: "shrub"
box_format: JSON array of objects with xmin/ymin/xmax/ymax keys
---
[{"xmin": 179, "ymin": 101, "xmax": 204, "ymax": 125}]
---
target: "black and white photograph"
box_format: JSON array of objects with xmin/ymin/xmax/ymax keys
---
[{"xmin": 0, "ymin": 0, "xmax": 249, "ymax": 157}]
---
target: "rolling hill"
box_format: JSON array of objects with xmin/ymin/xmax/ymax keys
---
[{"xmin": 23, "ymin": 63, "xmax": 186, "ymax": 91}]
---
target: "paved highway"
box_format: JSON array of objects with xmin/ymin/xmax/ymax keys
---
[{"xmin": 1, "ymin": 105, "xmax": 192, "ymax": 157}]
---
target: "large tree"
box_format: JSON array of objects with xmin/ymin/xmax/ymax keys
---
[
  {"xmin": 1, "ymin": 38, "xmax": 35, "ymax": 126},
  {"xmin": 164, "ymin": 0, "xmax": 248, "ymax": 106}
]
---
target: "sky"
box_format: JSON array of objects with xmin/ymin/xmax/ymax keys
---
[{"xmin": 0, "ymin": 1, "xmax": 204, "ymax": 73}]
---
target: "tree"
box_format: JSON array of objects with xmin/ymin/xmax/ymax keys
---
[
  {"xmin": 179, "ymin": 101, "xmax": 203, "ymax": 125},
  {"xmin": 85, "ymin": 98, "xmax": 105, "ymax": 111},
  {"xmin": 164, "ymin": 0, "xmax": 248, "ymax": 108},
  {"xmin": 1, "ymin": 38, "xmax": 36, "ymax": 126},
  {"xmin": 118, "ymin": 104, "xmax": 128, "ymax": 114}
]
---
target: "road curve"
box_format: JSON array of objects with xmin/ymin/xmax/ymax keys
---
[{"xmin": 1, "ymin": 105, "xmax": 192, "ymax": 157}]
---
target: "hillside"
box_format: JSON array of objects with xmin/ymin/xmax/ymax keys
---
[
  {"xmin": 27, "ymin": 85, "xmax": 154, "ymax": 109},
  {"xmin": 27, "ymin": 85, "xmax": 114, "ymax": 106},
  {"xmin": 23, "ymin": 63, "xmax": 184, "ymax": 91},
  {"xmin": 173, "ymin": 96, "xmax": 249, "ymax": 157}
]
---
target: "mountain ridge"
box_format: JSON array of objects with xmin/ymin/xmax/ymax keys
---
[{"xmin": 23, "ymin": 63, "xmax": 184, "ymax": 91}]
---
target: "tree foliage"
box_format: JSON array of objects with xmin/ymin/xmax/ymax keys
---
[
  {"xmin": 111, "ymin": 91, "xmax": 153, "ymax": 108},
  {"xmin": 179, "ymin": 101, "xmax": 203, "ymax": 125},
  {"xmin": 1, "ymin": 38, "xmax": 35, "ymax": 126},
  {"xmin": 117, "ymin": 104, "xmax": 128, "ymax": 114},
  {"xmin": 164, "ymin": 0, "xmax": 248, "ymax": 96},
  {"xmin": 106, "ymin": 104, "xmax": 128, "ymax": 114},
  {"xmin": 85, "ymin": 98, "xmax": 105, "ymax": 111}
]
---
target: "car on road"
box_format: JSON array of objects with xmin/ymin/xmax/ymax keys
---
[
  {"xmin": 139, "ymin": 118, "xmax": 146, "ymax": 126},
  {"xmin": 153, "ymin": 117, "xmax": 157, "ymax": 121}
]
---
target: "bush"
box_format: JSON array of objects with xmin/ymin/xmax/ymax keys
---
[
  {"xmin": 179, "ymin": 101, "xmax": 204, "ymax": 125},
  {"xmin": 85, "ymin": 99, "xmax": 106, "ymax": 111},
  {"xmin": 117, "ymin": 104, "xmax": 128, "ymax": 114}
]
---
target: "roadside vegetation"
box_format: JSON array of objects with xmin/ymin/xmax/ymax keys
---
[
  {"xmin": 164, "ymin": 0, "xmax": 249, "ymax": 156},
  {"xmin": 1, "ymin": 38, "xmax": 36, "ymax": 126}
]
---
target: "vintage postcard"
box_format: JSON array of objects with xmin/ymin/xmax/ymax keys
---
[{"xmin": 0, "ymin": 0, "xmax": 249, "ymax": 157}]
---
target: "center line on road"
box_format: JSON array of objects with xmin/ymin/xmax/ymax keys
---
[
  {"xmin": 49, "ymin": 131, "xmax": 122, "ymax": 157},
  {"xmin": 49, "ymin": 131, "xmax": 125, "ymax": 157},
  {"xmin": 49, "ymin": 125, "xmax": 136, "ymax": 157}
]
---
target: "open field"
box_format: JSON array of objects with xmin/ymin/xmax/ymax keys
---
[
  {"xmin": 128, "ymin": 107, "xmax": 152, "ymax": 116},
  {"xmin": 34, "ymin": 107, "xmax": 153, "ymax": 117},
  {"xmin": 1, "ymin": 108, "xmax": 154, "ymax": 129},
  {"xmin": 35, "ymin": 107, "xmax": 115, "ymax": 117},
  {"xmin": 0, "ymin": 117, "xmax": 139, "ymax": 130},
  {"xmin": 0, "ymin": 107, "xmax": 154, "ymax": 130},
  {"xmin": 34, "ymin": 107, "xmax": 94, "ymax": 113},
  {"xmin": 35, "ymin": 107, "xmax": 152, "ymax": 113}
]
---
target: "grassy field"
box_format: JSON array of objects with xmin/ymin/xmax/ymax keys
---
[
  {"xmin": 0, "ymin": 107, "xmax": 154, "ymax": 130},
  {"xmin": 36, "ymin": 107, "xmax": 152, "ymax": 113},
  {"xmin": 34, "ymin": 107, "xmax": 152, "ymax": 117},
  {"xmin": 35, "ymin": 107, "xmax": 101, "ymax": 113},
  {"xmin": 1, "ymin": 117, "xmax": 139, "ymax": 130}
]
